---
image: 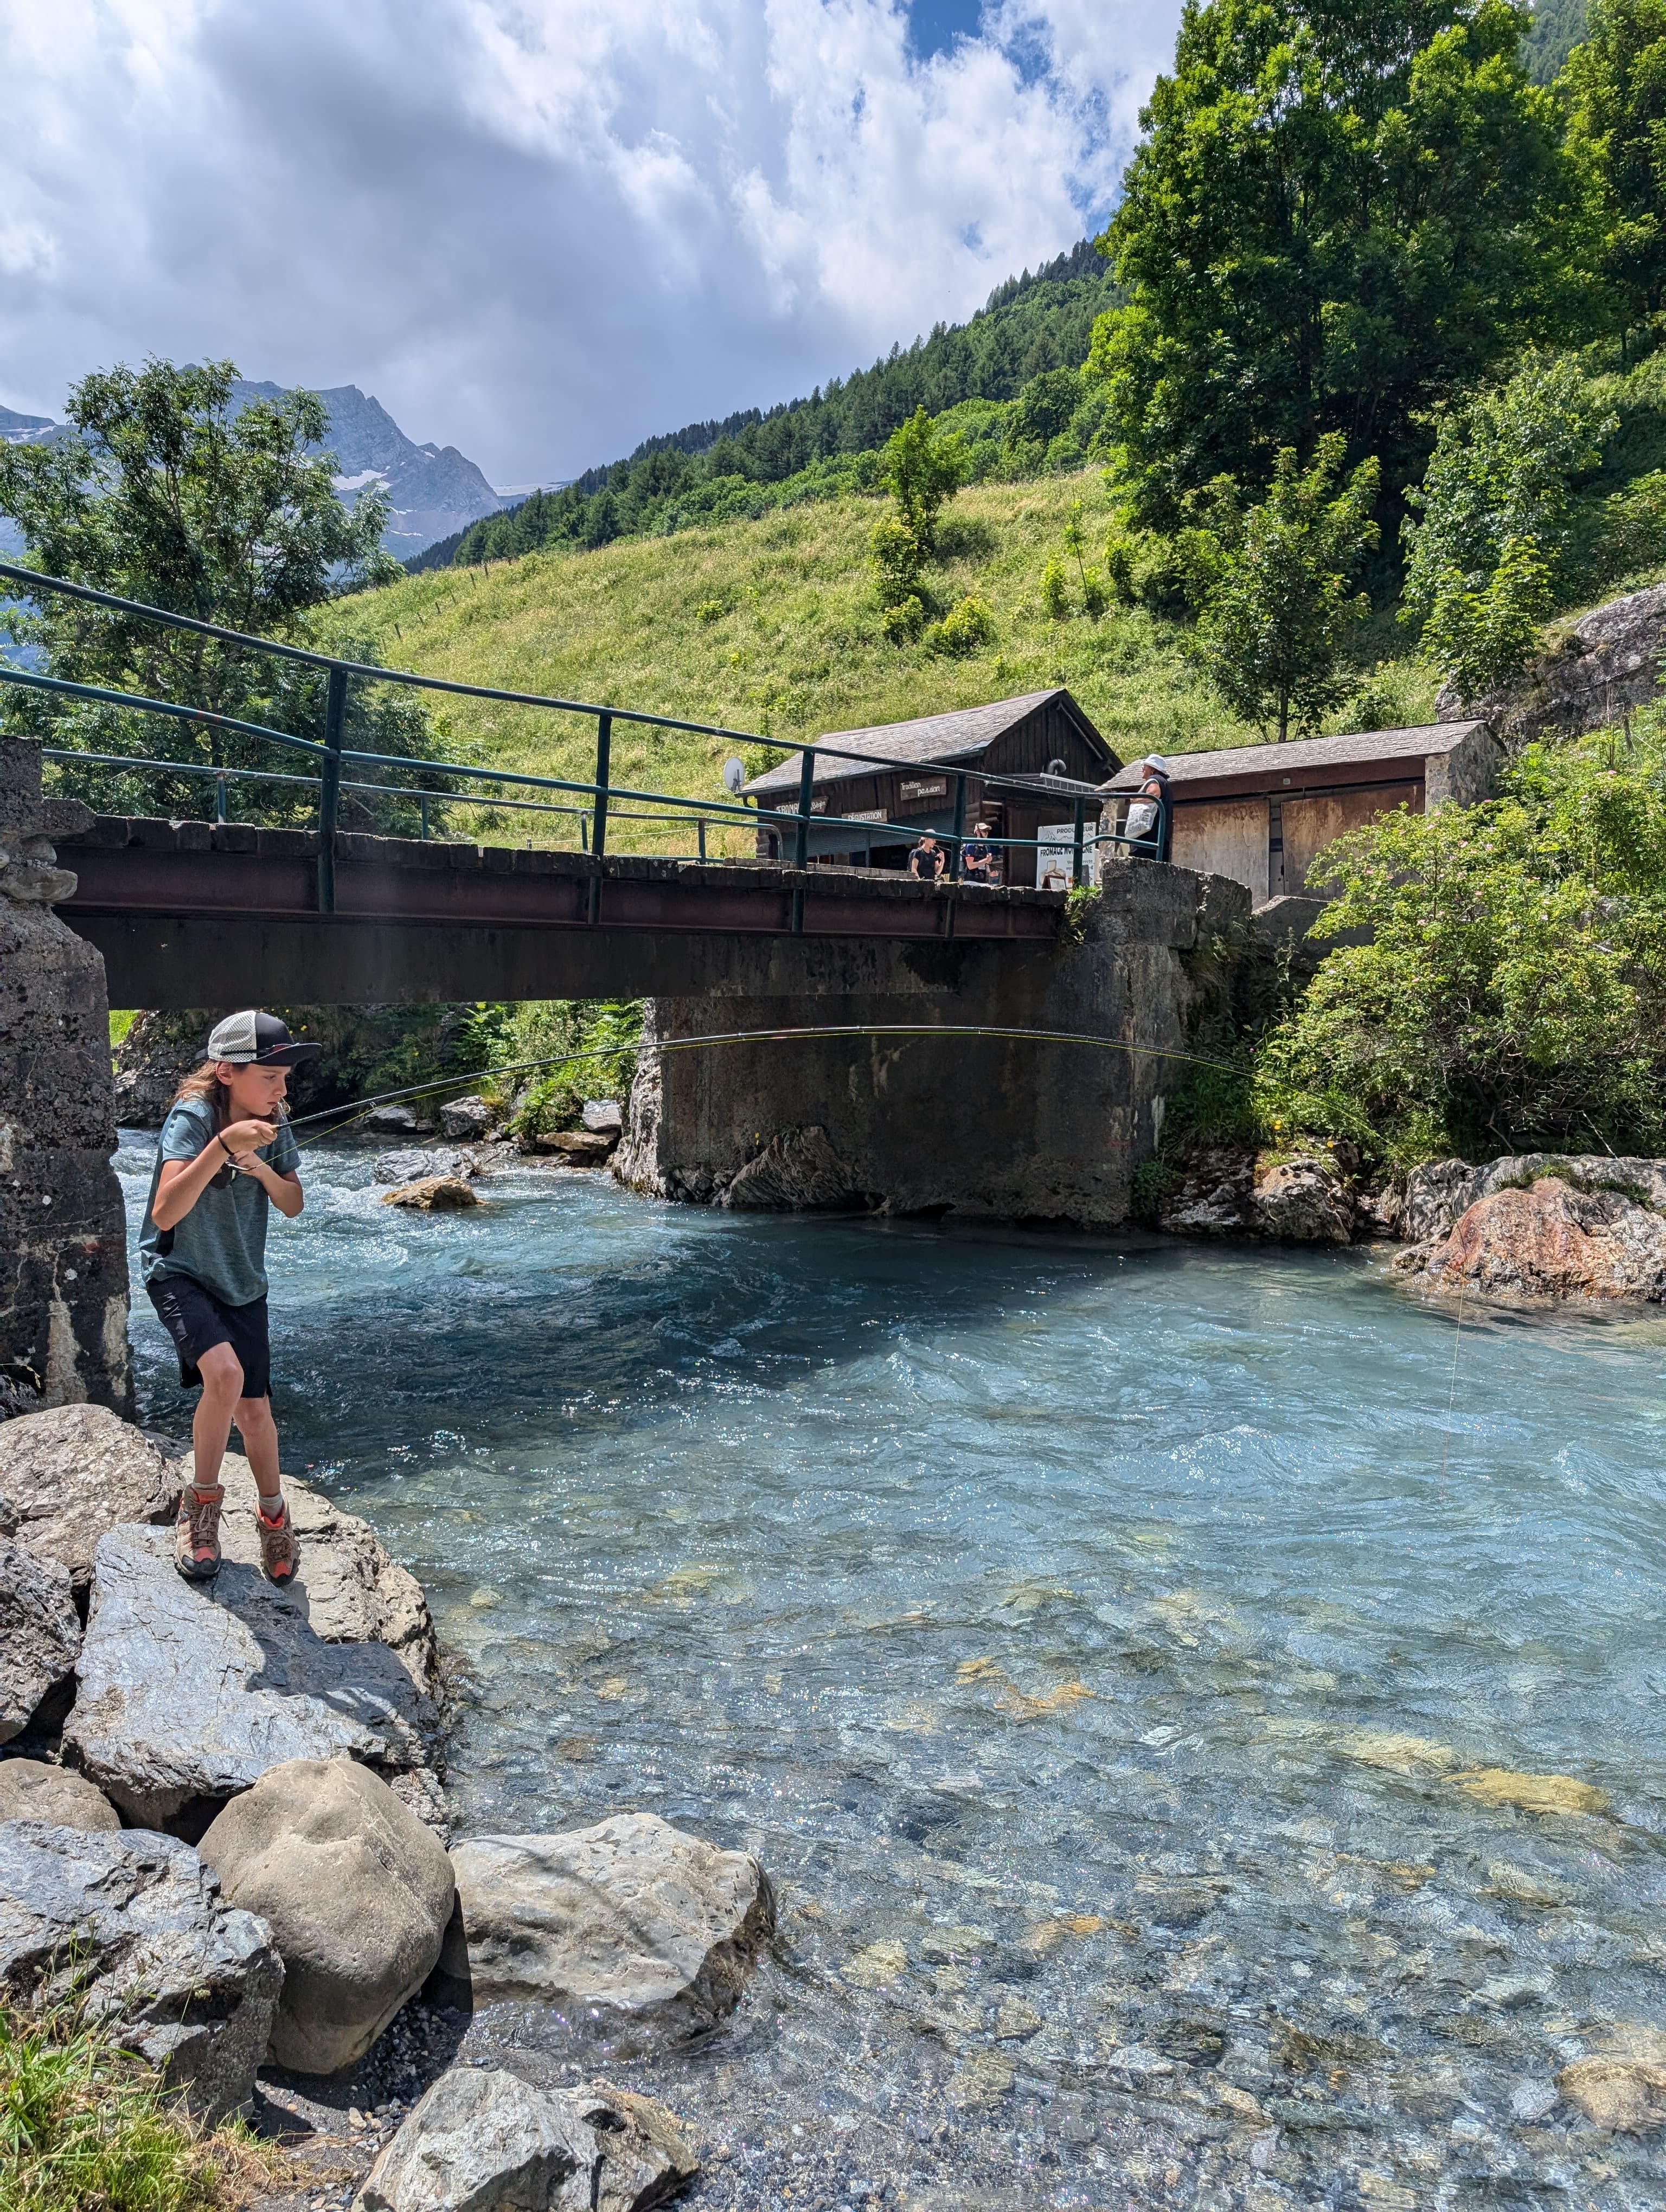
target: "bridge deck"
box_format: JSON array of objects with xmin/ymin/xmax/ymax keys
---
[
  {"xmin": 56, "ymin": 815, "xmax": 1068, "ymax": 1007},
  {"xmin": 59, "ymin": 815, "xmax": 1065, "ymax": 941}
]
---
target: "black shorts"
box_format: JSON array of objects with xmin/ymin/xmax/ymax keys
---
[{"xmin": 146, "ymin": 1278, "xmax": 271, "ymax": 1399}]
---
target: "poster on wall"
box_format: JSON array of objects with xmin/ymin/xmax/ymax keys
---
[{"xmin": 1036, "ymin": 823, "xmax": 1090, "ymax": 890}]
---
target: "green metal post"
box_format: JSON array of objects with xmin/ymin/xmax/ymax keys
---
[
  {"xmin": 318, "ymin": 665, "xmax": 348, "ymax": 913},
  {"xmin": 791, "ymin": 746, "xmax": 815, "ymax": 932},
  {"xmin": 1072, "ymin": 797, "xmax": 1086, "ymax": 887},
  {"xmin": 587, "ymin": 711, "xmax": 611, "ymax": 923},
  {"xmin": 949, "ymin": 770, "xmax": 967, "ymax": 881}
]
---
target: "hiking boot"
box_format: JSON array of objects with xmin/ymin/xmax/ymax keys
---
[
  {"xmin": 174, "ymin": 1486, "xmax": 223, "ymax": 1580},
  {"xmin": 257, "ymin": 1495, "xmax": 299, "ymax": 1584}
]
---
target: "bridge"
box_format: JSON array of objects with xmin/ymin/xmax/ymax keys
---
[
  {"xmin": 55, "ymin": 814, "xmax": 1066, "ymax": 1009},
  {"xmin": 1, "ymin": 562, "xmax": 1228, "ymax": 1425}
]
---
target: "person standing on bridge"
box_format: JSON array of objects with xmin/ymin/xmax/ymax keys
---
[
  {"xmin": 909, "ymin": 832, "xmax": 946, "ymax": 881},
  {"xmin": 139, "ymin": 1012, "xmax": 318, "ymax": 1585}
]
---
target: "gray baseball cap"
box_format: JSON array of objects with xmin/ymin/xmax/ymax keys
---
[{"xmin": 204, "ymin": 1011, "xmax": 321, "ymax": 1068}]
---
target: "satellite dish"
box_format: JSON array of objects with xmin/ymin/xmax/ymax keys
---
[{"xmin": 721, "ymin": 756, "xmax": 746, "ymax": 794}]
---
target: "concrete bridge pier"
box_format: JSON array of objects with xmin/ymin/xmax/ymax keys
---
[
  {"xmin": 616, "ymin": 864, "xmax": 1248, "ymax": 1226},
  {"xmin": 1, "ymin": 742, "xmax": 132, "ymax": 1415}
]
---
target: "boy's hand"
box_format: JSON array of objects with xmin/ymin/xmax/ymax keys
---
[{"xmin": 222, "ymin": 1118, "xmax": 277, "ymax": 1155}]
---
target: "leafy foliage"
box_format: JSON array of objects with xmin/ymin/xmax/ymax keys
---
[
  {"xmin": 1565, "ymin": 0, "xmax": 1666, "ymax": 342},
  {"xmin": 1194, "ymin": 435, "xmax": 1381, "ymax": 741},
  {"xmin": 1401, "ymin": 353, "xmax": 1614, "ymax": 694},
  {"xmin": 924, "ymin": 595, "xmax": 996, "ymax": 656},
  {"xmin": 0, "ymin": 358, "xmax": 448, "ymax": 831},
  {"xmin": 868, "ymin": 410, "xmax": 969, "ymax": 635},
  {"xmin": 487, "ymin": 1000, "xmax": 645, "ymax": 1135},
  {"xmin": 1524, "ymin": 0, "xmax": 1589, "ymax": 81},
  {"xmin": 1254, "ymin": 722, "xmax": 1666, "ymax": 1159},
  {"xmin": 1092, "ymin": 1, "xmax": 1569, "ymax": 529}
]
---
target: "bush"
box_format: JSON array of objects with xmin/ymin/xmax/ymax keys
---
[
  {"xmin": 881, "ymin": 594, "xmax": 926, "ymax": 645},
  {"xmin": 1040, "ymin": 555, "xmax": 1072, "ymax": 621},
  {"xmin": 924, "ymin": 595, "xmax": 996, "ymax": 657},
  {"xmin": 488, "ymin": 999, "xmax": 645, "ymax": 1136},
  {"xmin": 1252, "ymin": 728, "xmax": 1666, "ymax": 1162}
]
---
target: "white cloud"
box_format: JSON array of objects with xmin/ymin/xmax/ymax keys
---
[{"xmin": 0, "ymin": 0, "xmax": 1181, "ymax": 480}]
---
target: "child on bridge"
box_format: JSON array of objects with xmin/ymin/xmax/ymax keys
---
[{"xmin": 139, "ymin": 1011, "xmax": 319, "ymax": 1584}]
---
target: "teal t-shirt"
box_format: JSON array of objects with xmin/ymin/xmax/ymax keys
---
[{"xmin": 139, "ymin": 1097, "xmax": 300, "ymax": 1307}]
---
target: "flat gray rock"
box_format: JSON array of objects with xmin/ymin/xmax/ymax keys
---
[
  {"xmin": 373, "ymin": 1146, "xmax": 476, "ymax": 1186},
  {"xmin": 0, "ymin": 1757, "xmax": 120, "ymax": 1830},
  {"xmin": 353, "ymin": 2063, "xmax": 697, "ymax": 2212},
  {"xmin": 65, "ymin": 1526, "xmax": 439, "ymax": 1830},
  {"xmin": 215, "ymin": 1451, "xmax": 442, "ymax": 1697},
  {"xmin": 437, "ymin": 1813, "xmax": 774, "ymax": 2052},
  {"xmin": 0, "ymin": 1536, "xmax": 80, "ymax": 1740},
  {"xmin": 200, "ymin": 1758, "xmax": 454, "ymax": 2075},
  {"xmin": 0, "ymin": 1820, "xmax": 282, "ymax": 2121},
  {"xmin": 0, "ymin": 1403, "xmax": 177, "ymax": 1591},
  {"xmin": 438, "ymin": 1095, "xmax": 495, "ymax": 1140}
]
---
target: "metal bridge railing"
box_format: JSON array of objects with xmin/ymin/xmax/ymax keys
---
[{"xmin": 0, "ymin": 558, "xmax": 1165, "ymax": 924}]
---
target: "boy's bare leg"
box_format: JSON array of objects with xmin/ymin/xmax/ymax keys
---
[
  {"xmin": 233, "ymin": 1394, "xmax": 284, "ymax": 1515},
  {"xmin": 192, "ymin": 1343, "xmax": 244, "ymax": 1493}
]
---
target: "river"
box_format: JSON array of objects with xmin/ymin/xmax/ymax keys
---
[{"xmin": 116, "ymin": 1134, "xmax": 1666, "ymax": 2209}]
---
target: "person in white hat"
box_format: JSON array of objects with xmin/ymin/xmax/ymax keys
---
[
  {"xmin": 1123, "ymin": 755, "xmax": 1170, "ymax": 854},
  {"xmin": 138, "ymin": 1012, "xmax": 320, "ymax": 1584}
]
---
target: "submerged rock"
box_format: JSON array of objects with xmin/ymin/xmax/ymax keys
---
[
  {"xmin": 353, "ymin": 2064, "xmax": 697, "ymax": 2212},
  {"xmin": 382, "ymin": 1175, "xmax": 480, "ymax": 1212},
  {"xmin": 1407, "ymin": 1176, "xmax": 1666, "ymax": 1303},
  {"xmin": 0, "ymin": 1536, "xmax": 80, "ymax": 1740},
  {"xmin": 1558, "ymin": 2028, "xmax": 1666, "ymax": 2132},
  {"xmin": 435, "ymin": 1812, "xmax": 776, "ymax": 2047},
  {"xmin": 373, "ymin": 1147, "xmax": 477, "ymax": 1186},
  {"xmin": 0, "ymin": 1757, "xmax": 120, "ymax": 1830},
  {"xmin": 0, "ymin": 1821, "xmax": 282, "ymax": 2121},
  {"xmin": 65, "ymin": 1525, "xmax": 439, "ymax": 1831},
  {"xmin": 200, "ymin": 1758, "xmax": 454, "ymax": 2075},
  {"xmin": 1, "ymin": 1403, "xmax": 177, "ymax": 1593}
]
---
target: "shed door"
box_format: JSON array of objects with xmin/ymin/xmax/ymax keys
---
[
  {"xmin": 1170, "ymin": 798, "xmax": 1269, "ymax": 903},
  {"xmin": 1281, "ymin": 783, "xmax": 1421, "ymax": 892}
]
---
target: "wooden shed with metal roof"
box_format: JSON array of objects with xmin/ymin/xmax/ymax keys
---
[
  {"xmin": 743, "ymin": 689, "xmax": 1119, "ymax": 881},
  {"xmin": 1102, "ymin": 722, "xmax": 1498, "ymax": 905}
]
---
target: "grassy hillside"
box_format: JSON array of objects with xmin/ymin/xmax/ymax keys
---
[{"xmin": 333, "ymin": 472, "xmax": 1438, "ymax": 858}]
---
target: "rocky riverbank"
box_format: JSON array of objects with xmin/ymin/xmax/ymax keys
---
[{"xmin": 0, "ymin": 1402, "xmax": 771, "ymax": 2211}]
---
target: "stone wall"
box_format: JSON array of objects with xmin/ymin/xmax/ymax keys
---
[
  {"xmin": 0, "ymin": 741, "xmax": 132, "ymax": 1416},
  {"xmin": 616, "ymin": 863, "xmax": 1250, "ymax": 1228}
]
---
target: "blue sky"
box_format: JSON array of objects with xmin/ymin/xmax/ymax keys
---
[{"xmin": 0, "ymin": 1, "xmax": 1182, "ymax": 484}]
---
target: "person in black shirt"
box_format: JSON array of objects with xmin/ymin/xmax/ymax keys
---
[
  {"xmin": 960, "ymin": 821, "xmax": 1000, "ymax": 884},
  {"xmin": 909, "ymin": 833, "xmax": 946, "ymax": 880}
]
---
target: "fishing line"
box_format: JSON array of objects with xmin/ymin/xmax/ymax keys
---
[{"xmin": 274, "ymin": 1024, "xmax": 1250, "ymax": 1155}]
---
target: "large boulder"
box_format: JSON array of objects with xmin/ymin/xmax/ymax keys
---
[
  {"xmin": 1, "ymin": 1403, "xmax": 177, "ymax": 1593},
  {"xmin": 354, "ymin": 2063, "xmax": 697, "ymax": 2212},
  {"xmin": 581, "ymin": 1100, "xmax": 623, "ymax": 1135},
  {"xmin": 374, "ymin": 1147, "xmax": 477, "ymax": 1186},
  {"xmin": 382, "ymin": 1176, "xmax": 479, "ymax": 1212},
  {"xmin": 436, "ymin": 1814, "xmax": 775, "ymax": 2048},
  {"xmin": 529, "ymin": 1131, "xmax": 616, "ymax": 1164},
  {"xmin": 1401, "ymin": 1153, "xmax": 1666, "ymax": 1244},
  {"xmin": 65, "ymin": 1525, "xmax": 440, "ymax": 1833},
  {"xmin": 1441, "ymin": 580, "xmax": 1666, "ymax": 744},
  {"xmin": 0, "ymin": 1821, "xmax": 282, "ymax": 2120},
  {"xmin": 0, "ymin": 1537, "xmax": 80, "ymax": 1739},
  {"xmin": 0, "ymin": 1757, "xmax": 120, "ymax": 1830},
  {"xmin": 1157, "ymin": 1147, "xmax": 1356, "ymax": 1245},
  {"xmin": 1406, "ymin": 1175, "xmax": 1666, "ymax": 1303},
  {"xmin": 200, "ymin": 1758, "xmax": 454, "ymax": 2075},
  {"xmin": 438, "ymin": 1095, "xmax": 495, "ymax": 1141}
]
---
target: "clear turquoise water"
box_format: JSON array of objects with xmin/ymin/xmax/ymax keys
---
[{"xmin": 118, "ymin": 1137, "xmax": 1666, "ymax": 2208}]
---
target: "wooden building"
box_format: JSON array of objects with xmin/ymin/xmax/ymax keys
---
[
  {"xmin": 744, "ymin": 689, "xmax": 1119, "ymax": 883},
  {"xmin": 1102, "ymin": 722, "xmax": 1498, "ymax": 904}
]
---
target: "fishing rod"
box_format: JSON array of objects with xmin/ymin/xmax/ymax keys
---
[{"xmin": 278, "ymin": 1024, "xmax": 1251, "ymax": 1153}]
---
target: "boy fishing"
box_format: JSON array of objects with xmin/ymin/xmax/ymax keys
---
[{"xmin": 139, "ymin": 1011, "xmax": 320, "ymax": 1584}]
